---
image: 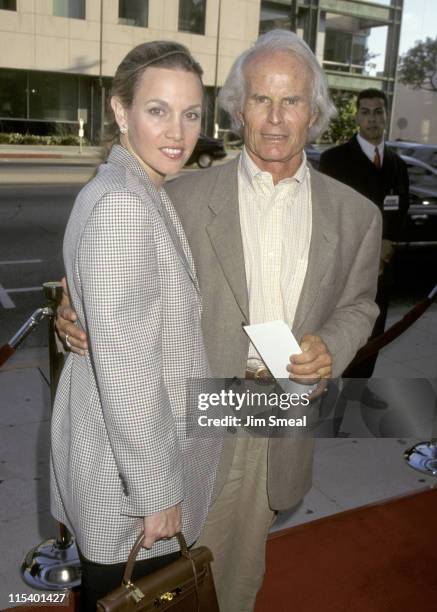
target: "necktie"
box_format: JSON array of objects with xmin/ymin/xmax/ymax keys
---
[{"xmin": 373, "ymin": 147, "xmax": 381, "ymax": 169}]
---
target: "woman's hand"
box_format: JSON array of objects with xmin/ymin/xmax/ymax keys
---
[
  {"xmin": 142, "ymin": 503, "xmax": 182, "ymax": 549},
  {"xmin": 55, "ymin": 277, "xmax": 88, "ymax": 354}
]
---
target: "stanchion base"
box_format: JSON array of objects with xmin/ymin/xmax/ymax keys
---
[
  {"xmin": 404, "ymin": 442, "xmax": 437, "ymax": 476},
  {"xmin": 21, "ymin": 537, "xmax": 81, "ymax": 590}
]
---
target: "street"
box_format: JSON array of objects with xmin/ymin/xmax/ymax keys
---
[{"xmin": 0, "ymin": 183, "xmax": 80, "ymax": 347}]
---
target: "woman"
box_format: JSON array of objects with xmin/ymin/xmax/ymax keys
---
[{"xmin": 50, "ymin": 41, "xmax": 220, "ymax": 610}]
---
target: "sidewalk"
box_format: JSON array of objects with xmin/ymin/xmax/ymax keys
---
[
  {"xmin": 1, "ymin": 299, "xmax": 436, "ymax": 606},
  {"xmin": 0, "ymin": 144, "xmax": 103, "ymax": 161},
  {"xmin": 0, "ymin": 145, "xmax": 103, "ymax": 186}
]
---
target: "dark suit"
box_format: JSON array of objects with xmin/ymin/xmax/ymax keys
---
[
  {"xmin": 319, "ymin": 135, "xmax": 410, "ymax": 377},
  {"xmin": 319, "ymin": 135, "xmax": 409, "ymax": 241}
]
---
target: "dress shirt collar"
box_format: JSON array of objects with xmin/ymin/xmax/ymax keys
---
[
  {"xmin": 356, "ymin": 133, "xmax": 384, "ymax": 165},
  {"xmin": 239, "ymin": 146, "xmax": 307, "ymax": 191}
]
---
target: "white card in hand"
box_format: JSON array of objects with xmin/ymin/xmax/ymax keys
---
[{"xmin": 243, "ymin": 320, "xmax": 301, "ymax": 379}]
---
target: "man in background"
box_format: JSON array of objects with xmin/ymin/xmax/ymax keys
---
[{"xmin": 320, "ymin": 89, "xmax": 409, "ymax": 384}]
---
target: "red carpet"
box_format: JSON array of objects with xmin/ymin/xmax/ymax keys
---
[
  {"xmin": 255, "ymin": 488, "xmax": 437, "ymax": 612},
  {"xmin": 10, "ymin": 490, "xmax": 437, "ymax": 612}
]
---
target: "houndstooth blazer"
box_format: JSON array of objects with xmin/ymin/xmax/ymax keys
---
[{"xmin": 50, "ymin": 145, "xmax": 221, "ymax": 563}]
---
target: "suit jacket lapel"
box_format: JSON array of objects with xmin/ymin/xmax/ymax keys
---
[
  {"xmin": 293, "ymin": 168, "xmax": 338, "ymax": 335},
  {"xmin": 205, "ymin": 159, "xmax": 338, "ymax": 329},
  {"xmin": 351, "ymin": 135, "xmax": 378, "ymax": 169},
  {"xmin": 205, "ymin": 157, "xmax": 249, "ymax": 321}
]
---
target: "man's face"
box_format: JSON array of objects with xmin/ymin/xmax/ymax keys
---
[
  {"xmin": 240, "ymin": 51, "xmax": 316, "ymax": 182},
  {"xmin": 355, "ymin": 97, "xmax": 387, "ymax": 145}
]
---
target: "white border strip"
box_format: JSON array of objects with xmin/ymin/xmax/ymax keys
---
[
  {"xmin": 0, "ymin": 259, "xmax": 43, "ymax": 265},
  {"xmin": 7, "ymin": 287, "xmax": 42, "ymax": 293},
  {"xmin": 0, "ymin": 283, "xmax": 15, "ymax": 308}
]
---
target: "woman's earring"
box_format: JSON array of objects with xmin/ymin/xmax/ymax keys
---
[{"xmin": 120, "ymin": 126, "xmax": 128, "ymax": 135}]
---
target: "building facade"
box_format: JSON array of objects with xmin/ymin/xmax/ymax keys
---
[
  {"xmin": 0, "ymin": 0, "xmax": 404, "ymax": 141},
  {"xmin": 0, "ymin": 0, "xmax": 260, "ymax": 140}
]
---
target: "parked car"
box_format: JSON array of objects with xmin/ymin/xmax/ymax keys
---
[
  {"xmin": 306, "ymin": 145, "xmax": 437, "ymax": 247},
  {"xmin": 186, "ymin": 134, "xmax": 227, "ymax": 168},
  {"xmin": 398, "ymin": 155, "xmax": 437, "ymax": 246},
  {"xmin": 386, "ymin": 141, "xmax": 437, "ymax": 170},
  {"xmin": 400, "ymin": 155, "xmax": 437, "ymax": 193}
]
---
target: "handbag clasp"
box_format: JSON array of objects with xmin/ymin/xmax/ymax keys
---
[
  {"xmin": 124, "ymin": 580, "xmax": 145, "ymax": 603},
  {"xmin": 155, "ymin": 587, "xmax": 182, "ymax": 606}
]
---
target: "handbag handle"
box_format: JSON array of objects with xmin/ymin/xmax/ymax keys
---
[
  {"xmin": 120, "ymin": 532, "xmax": 201, "ymax": 612},
  {"xmin": 122, "ymin": 532, "xmax": 191, "ymax": 585}
]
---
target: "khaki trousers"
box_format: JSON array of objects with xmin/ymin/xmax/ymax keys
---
[{"xmin": 197, "ymin": 436, "xmax": 275, "ymax": 612}]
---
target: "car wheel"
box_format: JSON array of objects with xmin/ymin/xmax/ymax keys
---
[{"xmin": 197, "ymin": 153, "xmax": 213, "ymax": 169}]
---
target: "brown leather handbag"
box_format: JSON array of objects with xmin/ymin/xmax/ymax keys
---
[{"xmin": 96, "ymin": 533, "xmax": 219, "ymax": 612}]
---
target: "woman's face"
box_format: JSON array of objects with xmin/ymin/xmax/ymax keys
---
[{"xmin": 111, "ymin": 67, "xmax": 203, "ymax": 186}]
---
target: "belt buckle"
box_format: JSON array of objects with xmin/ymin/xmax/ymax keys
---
[
  {"xmin": 254, "ymin": 366, "xmax": 270, "ymax": 381},
  {"xmin": 246, "ymin": 358, "xmax": 273, "ymax": 384}
]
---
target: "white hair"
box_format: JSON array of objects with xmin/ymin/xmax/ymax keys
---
[{"xmin": 219, "ymin": 29, "xmax": 337, "ymax": 141}]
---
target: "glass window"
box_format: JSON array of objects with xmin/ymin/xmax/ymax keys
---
[
  {"xmin": 29, "ymin": 72, "xmax": 78, "ymax": 121},
  {"xmin": 0, "ymin": 69, "xmax": 26, "ymax": 118},
  {"xmin": 119, "ymin": 0, "xmax": 148, "ymax": 27},
  {"xmin": 407, "ymin": 163, "xmax": 427, "ymax": 178},
  {"xmin": 323, "ymin": 30, "xmax": 369, "ymax": 75},
  {"xmin": 259, "ymin": 2, "xmax": 291, "ymax": 35},
  {"xmin": 178, "ymin": 0, "xmax": 206, "ymax": 35},
  {"xmin": 0, "ymin": 0, "xmax": 17, "ymax": 10},
  {"xmin": 324, "ymin": 30, "xmax": 352, "ymax": 67},
  {"xmin": 53, "ymin": 0, "xmax": 85, "ymax": 19},
  {"xmin": 365, "ymin": 26, "xmax": 388, "ymax": 77}
]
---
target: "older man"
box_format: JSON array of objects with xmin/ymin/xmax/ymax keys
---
[{"xmin": 57, "ymin": 30, "xmax": 381, "ymax": 612}]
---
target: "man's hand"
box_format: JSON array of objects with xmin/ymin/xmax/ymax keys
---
[
  {"xmin": 142, "ymin": 503, "xmax": 182, "ymax": 549},
  {"xmin": 56, "ymin": 277, "xmax": 88, "ymax": 354},
  {"xmin": 287, "ymin": 334, "xmax": 332, "ymax": 380}
]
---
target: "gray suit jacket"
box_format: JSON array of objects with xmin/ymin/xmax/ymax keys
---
[
  {"xmin": 51, "ymin": 146, "xmax": 220, "ymax": 563},
  {"xmin": 167, "ymin": 156, "xmax": 381, "ymax": 510}
]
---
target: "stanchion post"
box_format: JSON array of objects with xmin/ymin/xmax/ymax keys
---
[
  {"xmin": 21, "ymin": 282, "xmax": 82, "ymax": 591},
  {"xmin": 43, "ymin": 282, "xmax": 65, "ymax": 405},
  {"xmin": 405, "ymin": 439, "xmax": 437, "ymax": 476},
  {"xmin": 403, "ymin": 285, "xmax": 437, "ymax": 477}
]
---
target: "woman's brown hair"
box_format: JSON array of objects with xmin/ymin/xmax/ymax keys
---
[{"xmin": 104, "ymin": 41, "xmax": 203, "ymax": 148}]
